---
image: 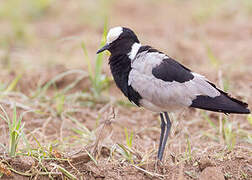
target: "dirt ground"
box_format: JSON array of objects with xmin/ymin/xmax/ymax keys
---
[{"xmin": 0, "ymin": 0, "xmax": 251, "ymax": 179}]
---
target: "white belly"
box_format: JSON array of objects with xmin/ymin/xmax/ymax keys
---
[{"xmin": 139, "ymin": 99, "xmax": 185, "ymax": 113}]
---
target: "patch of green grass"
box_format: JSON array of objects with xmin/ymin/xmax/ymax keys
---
[
  {"xmin": 81, "ymin": 21, "xmax": 111, "ymax": 98},
  {"xmin": 30, "ymin": 69, "xmax": 89, "ymax": 116},
  {"xmin": 51, "ymin": 163, "xmax": 77, "ymax": 180},
  {"xmin": 55, "ymin": 93, "xmax": 65, "ymax": 116},
  {"xmin": 203, "ymin": 112, "xmax": 252, "ymax": 148},
  {"xmin": 68, "ymin": 114, "xmax": 96, "ymax": 145},
  {"xmin": 2, "ymin": 139, "xmax": 75, "ymax": 179},
  {"xmin": 205, "ymin": 44, "xmax": 221, "ymax": 69},
  {"xmin": 0, "ymin": 104, "xmax": 26, "ymax": 157},
  {"xmin": 125, "ymin": 128, "xmax": 134, "ymax": 149},
  {"xmin": 32, "ymin": 69, "xmax": 87, "ymax": 99},
  {"xmin": 222, "ymin": 78, "xmax": 230, "ymax": 92},
  {"xmin": 237, "ymin": 128, "xmax": 252, "ymax": 145},
  {"xmin": 202, "ymin": 113, "xmax": 237, "ymax": 151},
  {"xmin": 115, "ymin": 128, "xmax": 136, "ymax": 164},
  {"xmin": 222, "ymin": 117, "xmax": 236, "ymax": 151},
  {"xmin": 0, "ymin": 74, "xmax": 22, "ymax": 99},
  {"xmin": 124, "ymin": 127, "xmax": 134, "ymax": 163},
  {"xmin": 247, "ymin": 115, "xmax": 252, "ymax": 126},
  {"xmin": 202, "ymin": 112, "xmax": 217, "ymax": 131},
  {"xmin": 185, "ymin": 138, "xmax": 192, "ymax": 162}
]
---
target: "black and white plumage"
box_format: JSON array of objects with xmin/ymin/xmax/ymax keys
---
[{"xmin": 97, "ymin": 26, "xmax": 250, "ymax": 160}]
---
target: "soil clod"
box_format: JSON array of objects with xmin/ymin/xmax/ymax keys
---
[{"xmin": 199, "ymin": 167, "xmax": 225, "ymax": 180}]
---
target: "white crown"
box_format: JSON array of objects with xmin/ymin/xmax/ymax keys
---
[{"xmin": 106, "ymin": 26, "xmax": 123, "ymax": 44}]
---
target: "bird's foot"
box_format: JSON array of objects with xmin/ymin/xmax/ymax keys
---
[{"xmin": 154, "ymin": 157, "xmax": 165, "ymax": 173}]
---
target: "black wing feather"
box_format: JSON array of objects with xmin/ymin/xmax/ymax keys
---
[
  {"xmin": 191, "ymin": 81, "xmax": 250, "ymax": 114},
  {"xmin": 152, "ymin": 57, "xmax": 194, "ymax": 83}
]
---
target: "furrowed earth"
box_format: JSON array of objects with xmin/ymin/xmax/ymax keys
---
[{"xmin": 0, "ymin": 0, "xmax": 251, "ymax": 179}]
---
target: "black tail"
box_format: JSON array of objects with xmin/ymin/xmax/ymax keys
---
[{"xmin": 191, "ymin": 83, "xmax": 250, "ymax": 114}]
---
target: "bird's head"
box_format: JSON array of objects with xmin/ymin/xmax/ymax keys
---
[{"xmin": 97, "ymin": 26, "xmax": 140, "ymax": 56}]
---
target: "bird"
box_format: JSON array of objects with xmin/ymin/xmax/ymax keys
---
[{"xmin": 96, "ymin": 26, "xmax": 250, "ymax": 161}]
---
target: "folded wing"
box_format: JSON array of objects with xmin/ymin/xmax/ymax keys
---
[{"xmin": 129, "ymin": 47, "xmax": 250, "ymax": 114}]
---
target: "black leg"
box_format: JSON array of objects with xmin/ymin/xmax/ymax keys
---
[
  {"xmin": 157, "ymin": 113, "xmax": 165, "ymax": 160},
  {"xmin": 158, "ymin": 112, "xmax": 172, "ymax": 161}
]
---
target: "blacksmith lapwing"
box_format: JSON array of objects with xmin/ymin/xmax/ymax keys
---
[{"xmin": 97, "ymin": 26, "xmax": 250, "ymax": 161}]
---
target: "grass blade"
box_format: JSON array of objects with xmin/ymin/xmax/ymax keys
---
[
  {"xmin": 94, "ymin": 21, "xmax": 108, "ymax": 90},
  {"xmin": 202, "ymin": 112, "xmax": 217, "ymax": 130},
  {"xmin": 3, "ymin": 74, "xmax": 22, "ymax": 94},
  {"xmin": 85, "ymin": 149, "xmax": 98, "ymax": 165},
  {"xmin": 51, "ymin": 163, "xmax": 77, "ymax": 180},
  {"xmin": 81, "ymin": 42, "xmax": 94, "ymax": 81}
]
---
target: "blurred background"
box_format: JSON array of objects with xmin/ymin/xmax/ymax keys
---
[
  {"xmin": 0, "ymin": 0, "xmax": 251, "ymax": 179},
  {"xmin": 0, "ymin": 0, "xmax": 252, "ymax": 106},
  {"xmin": 0, "ymin": 0, "xmax": 252, "ymax": 99},
  {"xmin": 1, "ymin": 0, "xmax": 252, "ymax": 70}
]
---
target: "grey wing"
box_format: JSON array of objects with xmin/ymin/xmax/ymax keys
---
[{"xmin": 129, "ymin": 51, "xmax": 220, "ymax": 111}]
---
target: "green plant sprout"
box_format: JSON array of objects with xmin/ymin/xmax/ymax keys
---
[
  {"xmin": 0, "ymin": 104, "xmax": 27, "ymax": 157},
  {"xmin": 81, "ymin": 22, "xmax": 111, "ymax": 98}
]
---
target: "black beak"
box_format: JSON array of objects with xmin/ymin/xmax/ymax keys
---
[{"xmin": 97, "ymin": 43, "xmax": 110, "ymax": 54}]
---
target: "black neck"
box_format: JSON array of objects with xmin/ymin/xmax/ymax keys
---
[{"xmin": 109, "ymin": 54, "xmax": 142, "ymax": 106}]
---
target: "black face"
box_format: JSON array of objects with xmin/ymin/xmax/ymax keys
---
[{"xmin": 97, "ymin": 27, "xmax": 140, "ymax": 56}]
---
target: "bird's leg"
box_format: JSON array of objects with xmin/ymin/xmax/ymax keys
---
[
  {"xmin": 157, "ymin": 113, "xmax": 166, "ymax": 160},
  {"xmin": 158, "ymin": 112, "xmax": 172, "ymax": 161}
]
